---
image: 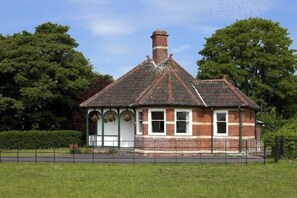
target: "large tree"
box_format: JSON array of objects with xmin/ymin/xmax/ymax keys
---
[
  {"xmin": 197, "ymin": 18, "xmax": 297, "ymax": 117},
  {"xmin": 0, "ymin": 22, "xmax": 95, "ymax": 130}
]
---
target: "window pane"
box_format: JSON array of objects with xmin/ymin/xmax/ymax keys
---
[
  {"xmin": 152, "ymin": 121, "xmax": 164, "ymax": 133},
  {"xmin": 177, "ymin": 112, "xmax": 187, "ymax": 120},
  {"xmin": 138, "ymin": 112, "xmax": 143, "ymax": 120},
  {"xmin": 176, "ymin": 121, "xmax": 187, "ymax": 133},
  {"xmin": 138, "ymin": 121, "xmax": 143, "ymax": 132},
  {"xmin": 217, "ymin": 122, "xmax": 226, "ymax": 133},
  {"xmin": 152, "ymin": 112, "xmax": 164, "ymax": 120},
  {"xmin": 217, "ymin": 113, "xmax": 226, "ymax": 121}
]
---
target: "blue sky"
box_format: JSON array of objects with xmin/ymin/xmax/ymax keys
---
[{"xmin": 0, "ymin": 0, "xmax": 296, "ymax": 79}]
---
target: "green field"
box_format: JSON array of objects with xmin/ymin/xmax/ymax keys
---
[{"xmin": 0, "ymin": 161, "xmax": 296, "ymax": 198}]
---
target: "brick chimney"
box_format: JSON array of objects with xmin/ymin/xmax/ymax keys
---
[{"xmin": 151, "ymin": 30, "xmax": 168, "ymax": 64}]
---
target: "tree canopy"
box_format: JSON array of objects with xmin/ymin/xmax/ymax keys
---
[
  {"xmin": 0, "ymin": 22, "xmax": 106, "ymax": 130},
  {"xmin": 197, "ymin": 18, "xmax": 297, "ymax": 118}
]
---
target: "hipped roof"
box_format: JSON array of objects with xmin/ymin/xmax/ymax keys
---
[{"xmin": 80, "ymin": 56, "xmax": 260, "ymax": 110}]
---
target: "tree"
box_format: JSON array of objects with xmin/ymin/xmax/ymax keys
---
[
  {"xmin": 197, "ymin": 18, "xmax": 297, "ymax": 118},
  {"xmin": 0, "ymin": 22, "xmax": 94, "ymax": 130},
  {"xmin": 72, "ymin": 74, "xmax": 113, "ymax": 136}
]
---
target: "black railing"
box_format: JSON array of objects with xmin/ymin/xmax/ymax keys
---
[{"xmin": 0, "ymin": 140, "xmax": 269, "ymax": 164}]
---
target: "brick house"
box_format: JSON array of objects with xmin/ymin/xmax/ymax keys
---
[{"xmin": 80, "ymin": 30, "xmax": 260, "ymax": 154}]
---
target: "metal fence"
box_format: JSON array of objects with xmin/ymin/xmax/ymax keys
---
[{"xmin": 0, "ymin": 140, "xmax": 270, "ymax": 164}]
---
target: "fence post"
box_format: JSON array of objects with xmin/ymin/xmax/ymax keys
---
[
  {"xmin": 263, "ymin": 142, "xmax": 266, "ymax": 165},
  {"xmin": 133, "ymin": 144, "xmax": 135, "ymax": 165},
  {"xmin": 17, "ymin": 150, "xmax": 19, "ymax": 163},
  {"xmin": 245, "ymin": 140, "xmax": 248, "ymax": 165},
  {"xmin": 154, "ymin": 139, "xmax": 156, "ymax": 164},
  {"xmin": 175, "ymin": 138, "xmax": 177, "ymax": 163},
  {"xmin": 225, "ymin": 139, "xmax": 227, "ymax": 164},
  {"xmin": 92, "ymin": 146, "xmax": 94, "ymax": 164},
  {"xmin": 113, "ymin": 141, "xmax": 115, "ymax": 164},
  {"xmin": 73, "ymin": 151, "xmax": 75, "ymax": 163},
  {"xmin": 280, "ymin": 135, "xmax": 284, "ymax": 157},
  {"xmin": 274, "ymin": 136, "xmax": 280, "ymax": 163},
  {"xmin": 54, "ymin": 148, "xmax": 56, "ymax": 163},
  {"xmin": 35, "ymin": 149, "xmax": 37, "ymax": 163}
]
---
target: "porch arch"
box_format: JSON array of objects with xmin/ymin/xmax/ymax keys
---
[
  {"xmin": 87, "ymin": 110, "xmax": 102, "ymax": 146},
  {"xmin": 86, "ymin": 108, "xmax": 135, "ymax": 147},
  {"xmin": 120, "ymin": 110, "xmax": 135, "ymax": 147},
  {"xmin": 102, "ymin": 110, "xmax": 118, "ymax": 147}
]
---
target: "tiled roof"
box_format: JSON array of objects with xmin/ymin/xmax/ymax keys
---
[
  {"xmin": 194, "ymin": 79, "xmax": 260, "ymax": 110},
  {"xmin": 80, "ymin": 56, "xmax": 260, "ymax": 110}
]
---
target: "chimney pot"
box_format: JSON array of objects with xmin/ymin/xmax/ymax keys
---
[{"xmin": 151, "ymin": 30, "xmax": 168, "ymax": 64}]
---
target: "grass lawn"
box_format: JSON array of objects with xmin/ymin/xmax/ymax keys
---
[{"xmin": 0, "ymin": 160, "xmax": 296, "ymax": 198}]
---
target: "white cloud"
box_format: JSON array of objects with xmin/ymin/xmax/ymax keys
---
[
  {"xmin": 87, "ymin": 17, "xmax": 135, "ymax": 36},
  {"xmin": 66, "ymin": 0, "xmax": 279, "ymax": 78},
  {"xmin": 69, "ymin": 0, "xmax": 277, "ymax": 37}
]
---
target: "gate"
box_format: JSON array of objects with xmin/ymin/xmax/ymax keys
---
[{"xmin": 274, "ymin": 136, "xmax": 284, "ymax": 162}]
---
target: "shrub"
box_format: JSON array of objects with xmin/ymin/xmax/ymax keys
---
[
  {"xmin": 68, "ymin": 143, "xmax": 82, "ymax": 154},
  {"xmin": 0, "ymin": 130, "xmax": 81, "ymax": 149},
  {"xmin": 263, "ymin": 118, "xmax": 297, "ymax": 158}
]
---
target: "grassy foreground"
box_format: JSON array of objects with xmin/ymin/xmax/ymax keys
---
[{"xmin": 0, "ymin": 161, "xmax": 296, "ymax": 198}]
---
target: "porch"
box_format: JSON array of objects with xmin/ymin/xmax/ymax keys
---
[{"xmin": 86, "ymin": 108, "xmax": 135, "ymax": 148}]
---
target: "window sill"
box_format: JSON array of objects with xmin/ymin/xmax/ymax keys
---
[
  {"xmin": 214, "ymin": 133, "xmax": 228, "ymax": 137},
  {"xmin": 148, "ymin": 133, "xmax": 166, "ymax": 136},
  {"xmin": 174, "ymin": 133, "xmax": 192, "ymax": 136}
]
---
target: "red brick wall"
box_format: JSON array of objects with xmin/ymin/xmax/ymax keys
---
[
  {"xmin": 137, "ymin": 107, "xmax": 256, "ymax": 152},
  {"xmin": 135, "ymin": 136, "xmax": 256, "ymax": 152},
  {"xmin": 256, "ymin": 124, "xmax": 262, "ymax": 141},
  {"xmin": 166, "ymin": 124, "xmax": 174, "ymax": 136},
  {"xmin": 229, "ymin": 125, "xmax": 240, "ymax": 136},
  {"xmin": 192, "ymin": 108, "xmax": 212, "ymax": 136},
  {"xmin": 228, "ymin": 109, "xmax": 255, "ymax": 137},
  {"xmin": 198, "ymin": 109, "xmax": 212, "ymax": 122},
  {"xmin": 193, "ymin": 125, "xmax": 211, "ymax": 136},
  {"xmin": 166, "ymin": 109, "xmax": 174, "ymax": 121},
  {"xmin": 143, "ymin": 109, "xmax": 148, "ymax": 135}
]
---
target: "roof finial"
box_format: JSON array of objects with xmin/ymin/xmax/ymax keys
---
[
  {"xmin": 169, "ymin": 53, "xmax": 173, "ymax": 58},
  {"xmin": 223, "ymin": 75, "xmax": 228, "ymax": 82}
]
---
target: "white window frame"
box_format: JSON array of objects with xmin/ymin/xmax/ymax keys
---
[
  {"xmin": 148, "ymin": 109, "xmax": 166, "ymax": 135},
  {"xmin": 136, "ymin": 109, "xmax": 143, "ymax": 135},
  {"xmin": 213, "ymin": 110, "xmax": 228, "ymax": 136},
  {"xmin": 174, "ymin": 109, "xmax": 192, "ymax": 136}
]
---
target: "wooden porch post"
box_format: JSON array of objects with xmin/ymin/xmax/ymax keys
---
[
  {"xmin": 101, "ymin": 108, "xmax": 104, "ymax": 147},
  {"xmin": 117, "ymin": 108, "xmax": 121, "ymax": 148}
]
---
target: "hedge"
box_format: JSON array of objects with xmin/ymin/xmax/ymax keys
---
[
  {"xmin": 263, "ymin": 122, "xmax": 297, "ymax": 158},
  {"xmin": 0, "ymin": 130, "xmax": 81, "ymax": 149}
]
